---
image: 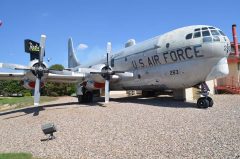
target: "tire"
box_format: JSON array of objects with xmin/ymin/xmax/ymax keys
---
[
  {"xmin": 206, "ymin": 97, "xmax": 213, "ymax": 107},
  {"xmin": 78, "ymin": 95, "xmax": 83, "ymax": 104},
  {"xmin": 85, "ymin": 91, "xmax": 93, "ymax": 103},
  {"xmin": 197, "ymin": 97, "xmax": 209, "ymax": 108},
  {"xmin": 142, "ymin": 91, "xmax": 155, "ymax": 97}
]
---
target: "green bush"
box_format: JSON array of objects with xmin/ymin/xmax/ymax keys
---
[
  {"xmin": 49, "ymin": 92, "xmax": 59, "ymax": 97},
  {"xmin": 24, "ymin": 92, "xmax": 32, "ymax": 96}
]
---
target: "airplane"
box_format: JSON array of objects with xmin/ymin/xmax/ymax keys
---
[{"xmin": 0, "ymin": 25, "xmax": 231, "ymax": 108}]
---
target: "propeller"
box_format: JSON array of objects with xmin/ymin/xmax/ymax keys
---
[
  {"xmin": 0, "ymin": 35, "xmax": 74, "ymax": 106},
  {"xmin": 104, "ymin": 42, "xmax": 111, "ymax": 103},
  {"xmin": 90, "ymin": 42, "xmax": 125, "ymax": 104},
  {"xmin": 32, "ymin": 35, "xmax": 46, "ymax": 106}
]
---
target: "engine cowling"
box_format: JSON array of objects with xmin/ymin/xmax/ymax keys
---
[
  {"xmin": 83, "ymin": 80, "xmax": 105, "ymax": 90},
  {"xmin": 29, "ymin": 59, "xmax": 48, "ymax": 77},
  {"xmin": 90, "ymin": 64, "xmax": 108, "ymax": 83},
  {"xmin": 22, "ymin": 80, "xmax": 45, "ymax": 90}
]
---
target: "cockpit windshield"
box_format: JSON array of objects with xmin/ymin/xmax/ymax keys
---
[
  {"xmin": 185, "ymin": 26, "xmax": 226, "ymax": 40},
  {"xmin": 210, "ymin": 30, "xmax": 220, "ymax": 36}
]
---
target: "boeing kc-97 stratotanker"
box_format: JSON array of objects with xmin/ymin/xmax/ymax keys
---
[{"xmin": 0, "ymin": 25, "xmax": 231, "ymax": 108}]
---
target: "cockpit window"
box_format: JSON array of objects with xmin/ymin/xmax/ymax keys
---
[
  {"xmin": 210, "ymin": 30, "xmax": 220, "ymax": 36},
  {"xmin": 219, "ymin": 30, "xmax": 226, "ymax": 36},
  {"xmin": 194, "ymin": 28, "xmax": 200, "ymax": 31},
  {"xmin": 202, "ymin": 27, "xmax": 208, "ymax": 30},
  {"xmin": 186, "ymin": 33, "xmax": 193, "ymax": 39},
  {"xmin": 193, "ymin": 32, "xmax": 201, "ymax": 38},
  {"xmin": 202, "ymin": 30, "xmax": 210, "ymax": 37},
  {"xmin": 209, "ymin": 27, "xmax": 216, "ymax": 29},
  {"xmin": 203, "ymin": 37, "xmax": 212, "ymax": 43},
  {"xmin": 213, "ymin": 36, "xmax": 220, "ymax": 41}
]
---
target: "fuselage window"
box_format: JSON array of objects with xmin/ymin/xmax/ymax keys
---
[
  {"xmin": 194, "ymin": 28, "xmax": 200, "ymax": 31},
  {"xmin": 194, "ymin": 32, "xmax": 201, "ymax": 38},
  {"xmin": 202, "ymin": 30, "xmax": 210, "ymax": 37},
  {"xmin": 211, "ymin": 30, "xmax": 220, "ymax": 36},
  {"xmin": 202, "ymin": 27, "xmax": 208, "ymax": 30},
  {"xmin": 219, "ymin": 30, "xmax": 226, "ymax": 36},
  {"xmin": 186, "ymin": 33, "xmax": 192, "ymax": 39}
]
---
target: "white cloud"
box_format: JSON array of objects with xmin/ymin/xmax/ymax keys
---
[{"xmin": 77, "ymin": 43, "xmax": 88, "ymax": 51}]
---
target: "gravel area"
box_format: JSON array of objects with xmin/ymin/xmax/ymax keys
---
[{"xmin": 0, "ymin": 94, "xmax": 240, "ymax": 159}]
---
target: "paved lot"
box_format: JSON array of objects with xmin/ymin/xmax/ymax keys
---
[{"xmin": 0, "ymin": 95, "xmax": 240, "ymax": 159}]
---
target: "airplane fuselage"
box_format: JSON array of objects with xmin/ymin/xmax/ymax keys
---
[
  {"xmin": 79, "ymin": 25, "xmax": 230, "ymax": 91},
  {"xmin": 0, "ymin": 25, "xmax": 231, "ymax": 107}
]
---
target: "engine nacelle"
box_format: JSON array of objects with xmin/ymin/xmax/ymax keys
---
[
  {"xmin": 90, "ymin": 64, "xmax": 107, "ymax": 83},
  {"xmin": 84, "ymin": 80, "xmax": 105, "ymax": 90},
  {"xmin": 22, "ymin": 80, "xmax": 45, "ymax": 90},
  {"xmin": 29, "ymin": 59, "xmax": 48, "ymax": 69},
  {"xmin": 29, "ymin": 59, "xmax": 48, "ymax": 77}
]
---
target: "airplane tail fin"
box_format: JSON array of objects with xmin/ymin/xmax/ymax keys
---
[{"xmin": 68, "ymin": 38, "xmax": 80, "ymax": 68}]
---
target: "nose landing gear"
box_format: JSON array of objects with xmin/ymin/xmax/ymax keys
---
[{"xmin": 197, "ymin": 82, "xmax": 213, "ymax": 108}]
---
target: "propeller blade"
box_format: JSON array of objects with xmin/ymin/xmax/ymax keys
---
[
  {"xmin": 0, "ymin": 63, "xmax": 30, "ymax": 70},
  {"xmin": 112, "ymin": 71, "xmax": 125, "ymax": 74},
  {"xmin": 39, "ymin": 35, "xmax": 46, "ymax": 63},
  {"xmin": 106, "ymin": 42, "xmax": 111, "ymax": 66},
  {"xmin": 90, "ymin": 72, "xmax": 103, "ymax": 74},
  {"xmin": 105, "ymin": 79, "xmax": 110, "ymax": 103},
  {"xmin": 34, "ymin": 78, "xmax": 41, "ymax": 106}
]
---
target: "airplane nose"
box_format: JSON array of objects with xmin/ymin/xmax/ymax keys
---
[
  {"xmin": 209, "ymin": 35, "xmax": 231, "ymax": 58},
  {"xmin": 224, "ymin": 37, "xmax": 231, "ymax": 56}
]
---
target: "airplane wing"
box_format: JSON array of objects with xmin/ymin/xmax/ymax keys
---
[
  {"xmin": 45, "ymin": 72, "xmax": 85, "ymax": 83},
  {"xmin": 0, "ymin": 72, "xmax": 25, "ymax": 80}
]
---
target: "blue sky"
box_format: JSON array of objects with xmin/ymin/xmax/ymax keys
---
[{"xmin": 0, "ymin": 0, "xmax": 239, "ymax": 69}]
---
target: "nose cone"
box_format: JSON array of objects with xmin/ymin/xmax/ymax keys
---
[
  {"xmin": 223, "ymin": 36, "xmax": 231, "ymax": 57},
  {"xmin": 206, "ymin": 57, "xmax": 229, "ymax": 81},
  {"xmin": 204, "ymin": 35, "xmax": 231, "ymax": 59}
]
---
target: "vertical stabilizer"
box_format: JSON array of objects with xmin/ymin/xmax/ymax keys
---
[{"xmin": 68, "ymin": 38, "xmax": 80, "ymax": 68}]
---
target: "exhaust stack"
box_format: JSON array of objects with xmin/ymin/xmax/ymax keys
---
[{"xmin": 232, "ymin": 24, "xmax": 239, "ymax": 57}]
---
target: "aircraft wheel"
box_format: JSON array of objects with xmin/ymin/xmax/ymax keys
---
[
  {"xmin": 85, "ymin": 91, "xmax": 93, "ymax": 103},
  {"xmin": 206, "ymin": 97, "xmax": 213, "ymax": 107},
  {"xmin": 197, "ymin": 97, "xmax": 209, "ymax": 108},
  {"xmin": 142, "ymin": 91, "xmax": 155, "ymax": 97},
  {"xmin": 78, "ymin": 95, "xmax": 83, "ymax": 104}
]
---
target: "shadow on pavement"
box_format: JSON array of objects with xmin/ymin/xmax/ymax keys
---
[
  {"xmin": 0, "ymin": 102, "xmax": 79, "ymax": 118},
  {"xmin": 96, "ymin": 95, "xmax": 197, "ymax": 109},
  {"xmin": 0, "ymin": 95, "xmax": 199, "ymax": 118}
]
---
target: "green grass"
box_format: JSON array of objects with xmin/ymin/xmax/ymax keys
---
[
  {"xmin": 0, "ymin": 152, "xmax": 38, "ymax": 159},
  {"xmin": 0, "ymin": 96, "xmax": 58, "ymax": 111}
]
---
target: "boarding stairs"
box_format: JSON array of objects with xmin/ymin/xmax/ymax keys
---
[{"xmin": 215, "ymin": 76, "xmax": 240, "ymax": 94}]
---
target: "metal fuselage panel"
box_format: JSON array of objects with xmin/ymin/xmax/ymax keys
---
[{"xmin": 80, "ymin": 25, "xmax": 231, "ymax": 90}]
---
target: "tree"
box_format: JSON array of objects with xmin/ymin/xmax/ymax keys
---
[{"xmin": 42, "ymin": 64, "xmax": 76, "ymax": 96}]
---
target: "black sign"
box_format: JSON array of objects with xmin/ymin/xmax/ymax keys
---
[{"xmin": 24, "ymin": 39, "xmax": 40, "ymax": 54}]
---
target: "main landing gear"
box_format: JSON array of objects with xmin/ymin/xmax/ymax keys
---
[
  {"xmin": 77, "ymin": 87, "xmax": 93, "ymax": 103},
  {"xmin": 197, "ymin": 82, "xmax": 213, "ymax": 108}
]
